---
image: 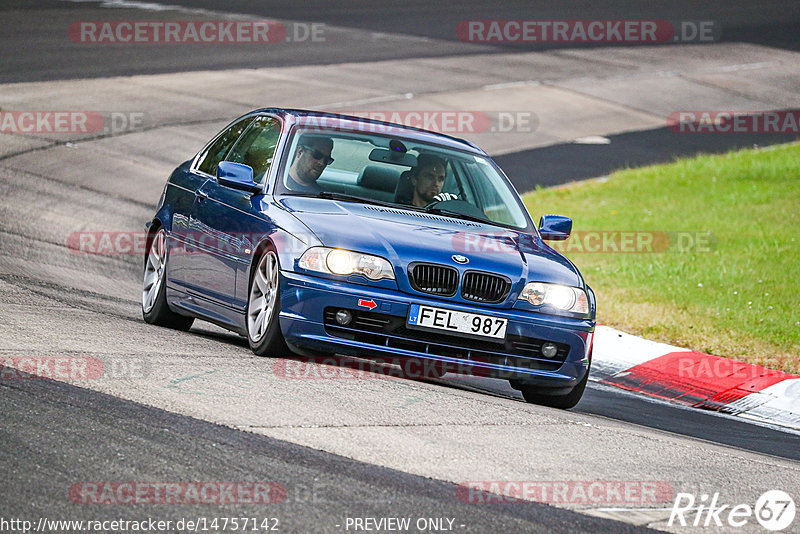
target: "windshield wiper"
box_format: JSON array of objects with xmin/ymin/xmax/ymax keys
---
[
  {"xmin": 316, "ymin": 191, "xmax": 400, "ymax": 207},
  {"xmin": 423, "ymin": 206, "xmax": 493, "ymax": 226},
  {"xmin": 283, "ymin": 191, "xmax": 397, "ymax": 207}
]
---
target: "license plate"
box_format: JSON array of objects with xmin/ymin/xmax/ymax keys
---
[{"xmin": 407, "ymin": 304, "xmax": 508, "ymax": 340}]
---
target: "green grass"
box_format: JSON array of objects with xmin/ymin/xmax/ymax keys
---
[{"xmin": 522, "ymin": 142, "xmax": 800, "ymax": 373}]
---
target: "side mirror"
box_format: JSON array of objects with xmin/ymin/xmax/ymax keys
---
[
  {"xmin": 538, "ymin": 214, "xmax": 572, "ymax": 241},
  {"xmin": 216, "ymin": 161, "xmax": 261, "ymax": 193}
]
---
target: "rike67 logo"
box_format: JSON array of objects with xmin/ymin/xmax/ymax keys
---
[{"xmin": 669, "ymin": 490, "xmax": 795, "ymax": 531}]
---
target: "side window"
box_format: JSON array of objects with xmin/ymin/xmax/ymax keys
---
[
  {"xmin": 196, "ymin": 116, "xmax": 255, "ymax": 176},
  {"xmin": 225, "ymin": 116, "xmax": 281, "ymax": 184}
]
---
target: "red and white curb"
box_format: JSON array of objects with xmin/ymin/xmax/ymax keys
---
[{"xmin": 591, "ymin": 326, "xmax": 800, "ymax": 431}]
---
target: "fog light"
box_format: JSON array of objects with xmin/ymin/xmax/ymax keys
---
[
  {"xmin": 335, "ymin": 309, "xmax": 353, "ymax": 325},
  {"xmin": 541, "ymin": 342, "xmax": 558, "ymax": 358}
]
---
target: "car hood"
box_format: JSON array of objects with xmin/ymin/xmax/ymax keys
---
[{"xmin": 281, "ymin": 197, "xmax": 584, "ymax": 290}]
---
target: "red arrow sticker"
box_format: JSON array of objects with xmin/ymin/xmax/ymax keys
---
[{"xmin": 358, "ymin": 299, "xmax": 377, "ymax": 310}]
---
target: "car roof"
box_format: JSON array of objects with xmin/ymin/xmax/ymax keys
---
[{"xmin": 251, "ymin": 108, "xmax": 485, "ymax": 155}]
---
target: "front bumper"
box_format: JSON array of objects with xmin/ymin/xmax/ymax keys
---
[{"xmin": 278, "ymin": 270, "xmax": 593, "ymax": 387}]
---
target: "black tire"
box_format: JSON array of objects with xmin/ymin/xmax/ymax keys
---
[
  {"xmin": 142, "ymin": 227, "xmax": 194, "ymax": 331},
  {"xmin": 246, "ymin": 248, "xmax": 290, "ymax": 358},
  {"xmin": 520, "ymin": 351, "xmax": 592, "ymax": 409}
]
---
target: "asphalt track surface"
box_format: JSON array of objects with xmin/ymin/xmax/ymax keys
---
[
  {"xmin": 3, "ymin": 0, "xmax": 800, "ymax": 83},
  {"xmin": 1, "ymin": 1, "xmax": 799, "ymax": 532},
  {"xmin": 494, "ymin": 127, "xmax": 800, "ymax": 190},
  {"xmin": 1, "ymin": 378, "xmax": 645, "ymax": 534},
  {"xmin": 3, "ymin": 0, "xmax": 798, "ymax": 180}
]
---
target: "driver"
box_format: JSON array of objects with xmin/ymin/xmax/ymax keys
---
[
  {"xmin": 286, "ymin": 135, "xmax": 334, "ymax": 193},
  {"xmin": 409, "ymin": 154, "xmax": 457, "ymax": 207}
]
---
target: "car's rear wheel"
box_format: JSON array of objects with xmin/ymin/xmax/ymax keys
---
[
  {"xmin": 142, "ymin": 227, "xmax": 194, "ymax": 330},
  {"xmin": 247, "ymin": 248, "xmax": 289, "ymax": 357},
  {"xmin": 519, "ymin": 352, "xmax": 591, "ymax": 409}
]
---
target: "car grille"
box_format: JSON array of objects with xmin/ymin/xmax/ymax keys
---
[
  {"xmin": 408, "ymin": 263, "xmax": 458, "ymax": 296},
  {"xmin": 323, "ymin": 308, "xmax": 570, "ymax": 374},
  {"xmin": 408, "ymin": 263, "xmax": 512, "ymax": 303},
  {"xmin": 462, "ymin": 272, "xmax": 511, "ymax": 303}
]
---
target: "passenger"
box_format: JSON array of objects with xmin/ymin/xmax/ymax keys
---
[{"xmin": 286, "ymin": 135, "xmax": 334, "ymax": 193}]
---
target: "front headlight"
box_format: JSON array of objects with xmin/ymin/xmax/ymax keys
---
[
  {"xmin": 298, "ymin": 247, "xmax": 395, "ymax": 281},
  {"xmin": 519, "ymin": 282, "xmax": 589, "ymax": 315}
]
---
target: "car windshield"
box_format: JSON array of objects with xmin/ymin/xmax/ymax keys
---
[{"xmin": 276, "ymin": 127, "xmax": 531, "ymax": 230}]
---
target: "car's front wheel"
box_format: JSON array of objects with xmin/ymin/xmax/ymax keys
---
[
  {"xmin": 519, "ymin": 352, "xmax": 591, "ymax": 409},
  {"xmin": 247, "ymin": 248, "xmax": 289, "ymax": 357},
  {"xmin": 142, "ymin": 227, "xmax": 194, "ymax": 331}
]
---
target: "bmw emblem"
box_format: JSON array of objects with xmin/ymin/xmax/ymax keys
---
[{"xmin": 452, "ymin": 254, "xmax": 469, "ymax": 264}]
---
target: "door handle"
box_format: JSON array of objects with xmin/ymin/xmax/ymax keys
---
[{"xmin": 195, "ymin": 189, "xmax": 210, "ymax": 201}]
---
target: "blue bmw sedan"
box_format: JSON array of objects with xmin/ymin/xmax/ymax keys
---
[{"xmin": 142, "ymin": 109, "xmax": 596, "ymax": 408}]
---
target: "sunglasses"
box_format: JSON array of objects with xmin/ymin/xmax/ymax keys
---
[{"xmin": 300, "ymin": 145, "xmax": 334, "ymax": 166}]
